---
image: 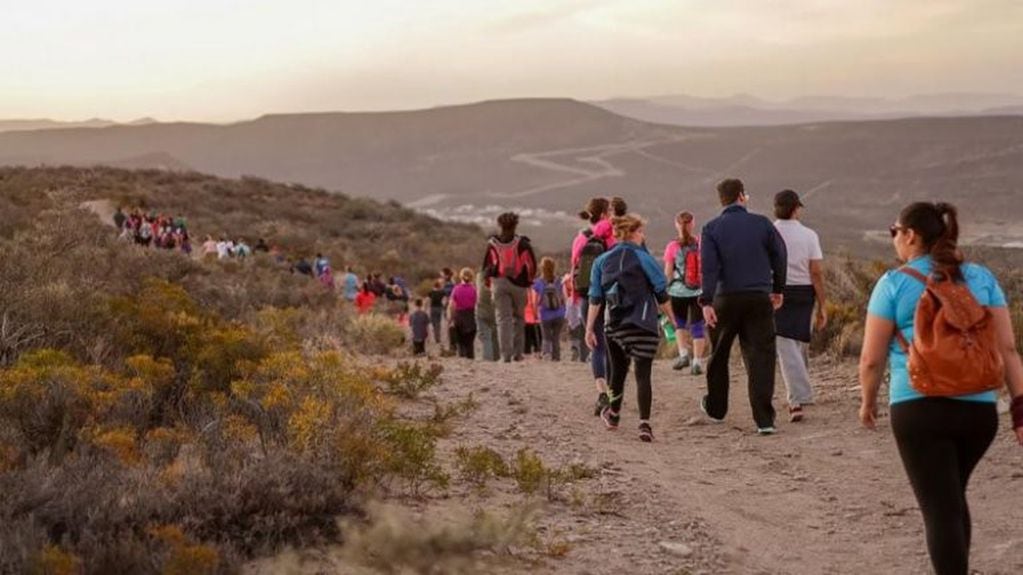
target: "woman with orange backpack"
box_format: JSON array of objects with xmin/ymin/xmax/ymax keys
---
[
  {"xmin": 663, "ymin": 211, "xmax": 707, "ymax": 376},
  {"xmin": 859, "ymin": 202, "xmax": 1023, "ymax": 575}
]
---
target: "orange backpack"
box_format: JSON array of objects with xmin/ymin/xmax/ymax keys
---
[{"xmin": 894, "ymin": 267, "xmax": 1004, "ymax": 396}]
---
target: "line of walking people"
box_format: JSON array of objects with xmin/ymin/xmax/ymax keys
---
[{"xmin": 570, "ymin": 178, "xmax": 1023, "ymax": 575}]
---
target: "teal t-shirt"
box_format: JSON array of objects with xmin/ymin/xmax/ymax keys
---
[{"xmin": 866, "ymin": 256, "xmax": 1008, "ymax": 405}]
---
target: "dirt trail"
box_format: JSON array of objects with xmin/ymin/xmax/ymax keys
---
[
  {"xmin": 79, "ymin": 199, "xmax": 117, "ymax": 227},
  {"xmin": 429, "ymin": 353, "xmax": 1023, "ymax": 574}
]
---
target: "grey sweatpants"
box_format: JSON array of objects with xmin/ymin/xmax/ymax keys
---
[
  {"xmin": 776, "ymin": 336, "xmax": 813, "ymax": 405},
  {"xmin": 492, "ymin": 277, "xmax": 526, "ymax": 361}
]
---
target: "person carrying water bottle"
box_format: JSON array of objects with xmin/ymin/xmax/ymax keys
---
[{"xmin": 663, "ymin": 211, "xmax": 707, "ymax": 376}]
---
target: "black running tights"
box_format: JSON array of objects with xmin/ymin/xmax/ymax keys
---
[
  {"xmin": 606, "ymin": 337, "xmax": 652, "ymax": 420},
  {"xmin": 891, "ymin": 398, "xmax": 998, "ymax": 575}
]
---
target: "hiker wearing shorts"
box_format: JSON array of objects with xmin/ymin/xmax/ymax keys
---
[
  {"xmin": 700, "ymin": 178, "xmax": 787, "ymax": 435},
  {"xmin": 860, "ymin": 201, "xmax": 1023, "ymax": 575},
  {"xmin": 663, "ymin": 211, "xmax": 707, "ymax": 376},
  {"xmin": 587, "ymin": 214, "xmax": 675, "ymax": 442},
  {"xmin": 773, "ymin": 190, "xmax": 827, "ymax": 422},
  {"xmin": 482, "ymin": 212, "xmax": 537, "ymax": 362}
]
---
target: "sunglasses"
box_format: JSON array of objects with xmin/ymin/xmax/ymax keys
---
[{"xmin": 889, "ymin": 224, "xmax": 906, "ymax": 238}]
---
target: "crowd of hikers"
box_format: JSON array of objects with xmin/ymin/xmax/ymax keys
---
[
  {"xmin": 433, "ymin": 181, "xmax": 1023, "ymax": 575},
  {"xmin": 112, "ymin": 179, "xmax": 1023, "ymax": 575}
]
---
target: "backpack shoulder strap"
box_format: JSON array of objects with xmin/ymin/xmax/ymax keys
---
[
  {"xmin": 898, "ymin": 266, "xmax": 929, "ymax": 285},
  {"xmin": 893, "ymin": 266, "xmax": 929, "ymax": 353}
]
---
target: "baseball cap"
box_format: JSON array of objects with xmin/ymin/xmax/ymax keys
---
[{"xmin": 774, "ymin": 189, "xmax": 804, "ymax": 209}]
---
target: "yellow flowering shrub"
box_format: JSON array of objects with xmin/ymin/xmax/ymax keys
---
[
  {"xmin": 148, "ymin": 525, "xmax": 220, "ymax": 575},
  {"xmin": 31, "ymin": 545, "xmax": 81, "ymax": 575},
  {"xmin": 91, "ymin": 426, "xmax": 141, "ymax": 465}
]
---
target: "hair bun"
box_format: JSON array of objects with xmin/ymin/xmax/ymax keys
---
[{"xmin": 579, "ymin": 210, "xmax": 591, "ymax": 220}]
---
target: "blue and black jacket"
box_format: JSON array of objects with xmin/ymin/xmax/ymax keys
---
[{"xmin": 588, "ymin": 242, "xmax": 669, "ymax": 334}]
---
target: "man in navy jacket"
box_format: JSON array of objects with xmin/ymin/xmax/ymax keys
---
[{"xmin": 699, "ymin": 178, "xmax": 787, "ymax": 434}]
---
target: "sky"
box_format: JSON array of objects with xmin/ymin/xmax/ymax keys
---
[{"xmin": 2, "ymin": 0, "xmax": 1022, "ymax": 122}]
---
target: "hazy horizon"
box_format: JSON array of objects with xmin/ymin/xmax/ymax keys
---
[{"xmin": 4, "ymin": 0, "xmax": 1023, "ymax": 123}]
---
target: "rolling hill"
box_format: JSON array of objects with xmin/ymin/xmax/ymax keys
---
[{"xmin": 1, "ymin": 99, "xmax": 1022, "ymax": 251}]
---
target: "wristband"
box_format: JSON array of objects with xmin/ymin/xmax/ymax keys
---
[{"xmin": 1011, "ymin": 395, "xmax": 1023, "ymax": 430}]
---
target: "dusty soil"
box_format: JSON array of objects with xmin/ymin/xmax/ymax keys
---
[{"xmin": 253, "ymin": 350, "xmax": 1023, "ymax": 575}]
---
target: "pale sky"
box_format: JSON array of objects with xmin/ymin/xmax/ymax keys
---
[{"xmin": 2, "ymin": 0, "xmax": 1021, "ymax": 122}]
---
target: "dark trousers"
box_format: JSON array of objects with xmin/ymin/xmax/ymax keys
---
[
  {"xmin": 455, "ymin": 330, "xmax": 476, "ymax": 359},
  {"xmin": 524, "ymin": 323, "xmax": 542, "ymax": 355},
  {"xmin": 448, "ymin": 325, "xmax": 458, "ymax": 353},
  {"xmin": 412, "ymin": 340, "xmax": 426, "ymax": 356},
  {"xmin": 891, "ymin": 398, "xmax": 997, "ymax": 575},
  {"xmin": 606, "ymin": 337, "xmax": 653, "ymax": 420},
  {"xmin": 704, "ymin": 292, "xmax": 776, "ymax": 428}
]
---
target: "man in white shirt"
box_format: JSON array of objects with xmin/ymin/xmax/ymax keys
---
[{"xmin": 773, "ymin": 190, "xmax": 827, "ymax": 422}]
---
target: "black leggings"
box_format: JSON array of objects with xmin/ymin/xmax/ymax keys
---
[
  {"xmin": 606, "ymin": 337, "xmax": 652, "ymax": 420},
  {"xmin": 891, "ymin": 398, "xmax": 998, "ymax": 575}
]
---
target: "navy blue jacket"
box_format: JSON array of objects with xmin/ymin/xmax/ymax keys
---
[{"xmin": 699, "ymin": 204, "xmax": 787, "ymax": 305}]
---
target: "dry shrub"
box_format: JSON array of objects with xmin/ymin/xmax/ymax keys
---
[
  {"xmin": 811, "ymin": 257, "xmax": 887, "ymax": 357},
  {"xmin": 379, "ymin": 361, "xmax": 444, "ymax": 399},
  {"xmin": 0, "ymin": 167, "xmax": 486, "ymax": 572},
  {"xmin": 0, "ymin": 343, "xmax": 457, "ymax": 571},
  {"xmin": 340, "ymin": 502, "xmax": 538, "ymax": 575},
  {"xmin": 508, "ymin": 449, "xmax": 598, "ymax": 502},
  {"xmin": 378, "ymin": 420, "xmax": 449, "ymax": 497},
  {"xmin": 346, "ymin": 314, "xmax": 406, "ymax": 355},
  {"xmin": 454, "ymin": 446, "xmax": 509, "ymax": 489}
]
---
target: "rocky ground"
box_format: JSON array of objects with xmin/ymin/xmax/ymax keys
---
[{"xmin": 251, "ymin": 350, "xmax": 1023, "ymax": 575}]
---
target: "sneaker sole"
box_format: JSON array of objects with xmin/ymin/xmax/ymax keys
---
[{"xmin": 600, "ymin": 409, "xmax": 620, "ymax": 430}]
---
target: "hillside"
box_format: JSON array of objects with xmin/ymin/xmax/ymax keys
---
[
  {"xmin": 2, "ymin": 100, "xmax": 1023, "ymax": 250},
  {"xmin": 0, "ymin": 166, "xmax": 483, "ymax": 280}
]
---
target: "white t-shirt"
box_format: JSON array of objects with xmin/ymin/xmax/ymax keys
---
[{"xmin": 774, "ymin": 219, "xmax": 822, "ymax": 286}]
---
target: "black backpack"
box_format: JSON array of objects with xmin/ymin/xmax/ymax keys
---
[
  {"xmin": 541, "ymin": 279, "xmax": 565, "ymax": 311},
  {"xmin": 573, "ymin": 230, "xmax": 606, "ymax": 296}
]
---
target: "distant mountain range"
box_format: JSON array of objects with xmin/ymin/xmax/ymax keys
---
[
  {"xmin": 0, "ymin": 117, "xmax": 157, "ymax": 134},
  {"xmin": 594, "ymin": 92, "xmax": 1023, "ymax": 127},
  {"xmin": 1, "ymin": 98, "xmax": 1021, "ymax": 252}
]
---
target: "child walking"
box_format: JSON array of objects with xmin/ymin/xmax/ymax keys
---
[{"xmin": 409, "ymin": 298, "xmax": 430, "ymax": 356}]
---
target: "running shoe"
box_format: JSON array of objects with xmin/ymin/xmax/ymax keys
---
[
  {"xmin": 672, "ymin": 356, "xmax": 691, "ymax": 370},
  {"xmin": 699, "ymin": 396, "xmax": 724, "ymax": 423},
  {"xmin": 600, "ymin": 406, "xmax": 620, "ymax": 430},
  {"xmin": 788, "ymin": 404, "xmax": 804, "ymax": 423},
  {"xmin": 593, "ymin": 392, "xmax": 609, "ymax": 416},
  {"xmin": 690, "ymin": 363, "xmax": 703, "ymax": 376},
  {"xmin": 756, "ymin": 426, "xmax": 777, "ymax": 436},
  {"xmin": 638, "ymin": 422, "xmax": 654, "ymax": 442}
]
